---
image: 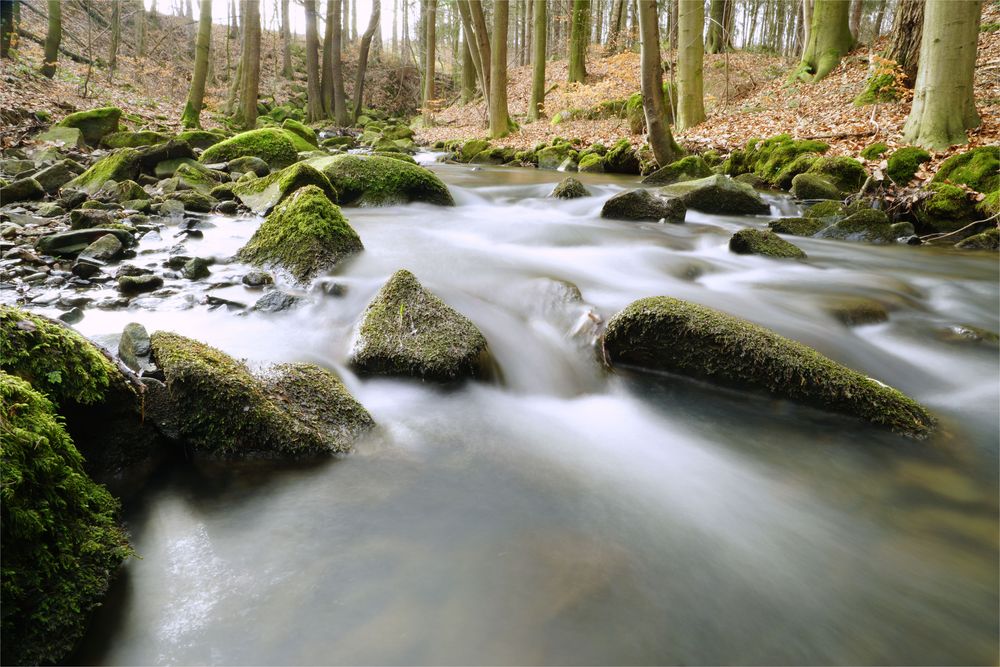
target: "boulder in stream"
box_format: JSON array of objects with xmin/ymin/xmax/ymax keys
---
[
  {"xmin": 551, "ymin": 176, "xmax": 590, "ymax": 199},
  {"xmin": 661, "ymin": 174, "xmax": 769, "ymax": 215},
  {"xmin": 601, "ymin": 297, "xmax": 935, "ymax": 438},
  {"xmin": 729, "ymin": 228, "xmax": 807, "ymax": 259},
  {"xmin": 233, "ymin": 162, "xmax": 338, "ymax": 213},
  {"xmin": 767, "ymin": 217, "xmax": 826, "ymax": 237},
  {"xmin": 199, "ymin": 128, "xmax": 300, "ymax": 169},
  {"xmin": 305, "ymin": 154, "xmax": 454, "ymax": 207},
  {"xmin": 601, "ymin": 189, "xmax": 686, "ymax": 222}
]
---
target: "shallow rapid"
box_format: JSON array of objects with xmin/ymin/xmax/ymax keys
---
[{"xmin": 61, "ymin": 158, "xmax": 998, "ymax": 665}]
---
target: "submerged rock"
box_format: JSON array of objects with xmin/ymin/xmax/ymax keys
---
[
  {"xmin": 551, "ymin": 176, "xmax": 590, "ymax": 199},
  {"xmin": 955, "ymin": 228, "xmax": 999, "ymax": 251},
  {"xmin": 306, "ymin": 154, "xmax": 454, "ymax": 207},
  {"xmin": 349, "ymin": 269, "xmax": 494, "ymax": 382},
  {"xmin": 601, "ymin": 188, "xmax": 686, "ymax": 222},
  {"xmin": 729, "ymin": 228, "xmax": 807, "ymax": 258},
  {"xmin": 822, "ymin": 297, "xmax": 890, "ymax": 326},
  {"xmin": 767, "ymin": 217, "xmax": 826, "ymax": 236},
  {"xmin": 601, "ymin": 297, "xmax": 935, "ymax": 438}
]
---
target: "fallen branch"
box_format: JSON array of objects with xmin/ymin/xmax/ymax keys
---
[
  {"xmin": 918, "ymin": 215, "xmax": 999, "ymax": 244},
  {"xmin": 803, "ymin": 129, "xmax": 877, "ymax": 140},
  {"xmin": 17, "ymin": 28, "xmax": 97, "ymax": 65}
]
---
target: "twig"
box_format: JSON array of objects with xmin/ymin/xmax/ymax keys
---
[{"xmin": 918, "ymin": 215, "xmax": 999, "ymax": 244}]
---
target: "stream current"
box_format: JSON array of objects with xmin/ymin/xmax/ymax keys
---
[{"xmin": 42, "ymin": 157, "xmax": 999, "ymax": 665}]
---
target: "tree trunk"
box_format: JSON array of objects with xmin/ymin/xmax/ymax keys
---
[
  {"xmin": 849, "ymin": 0, "xmax": 863, "ymax": 42},
  {"xmin": 705, "ymin": 0, "xmax": 726, "ymax": 53},
  {"xmin": 40, "ymin": 0, "xmax": 60, "ymax": 78},
  {"xmin": 351, "ymin": 0, "xmax": 357, "ymax": 41},
  {"xmin": 885, "ymin": 0, "xmax": 923, "ymax": 86},
  {"xmin": 304, "ymin": 0, "xmax": 323, "ymax": 120},
  {"xmin": 568, "ymin": 0, "xmax": 589, "ymax": 82},
  {"xmin": 461, "ymin": 33, "xmax": 476, "ymax": 102},
  {"xmin": 638, "ymin": 0, "xmax": 681, "ymax": 165},
  {"xmin": 181, "ymin": 0, "xmax": 212, "ymax": 127},
  {"xmin": 353, "ymin": 0, "xmax": 380, "ymax": 119},
  {"xmin": 468, "ymin": 0, "xmax": 491, "ymax": 89},
  {"xmin": 456, "ymin": 0, "xmax": 489, "ymax": 107},
  {"xmin": 236, "ymin": 0, "xmax": 260, "ymax": 129},
  {"xmin": 321, "ymin": 0, "xmax": 335, "ymax": 116},
  {"xmin": 872, "ymin": 0, "xmax": 887, "ymax": 38},
  {"xmin": 1, "ymin": 0, "xmax": 14, "ymax": 59},
  {"xmin": 332, "ymin": 0, "xmax": 348, "ymax": 124},
  {"xmin": 902, "ymin": 0, "xmax": 981, "ymax": 150},
  {"xmin": 528, "ymin": 0, "xmax": 546, "ymax": 120},
  {"xmin": 108, "ymin": 0, "xmax": 121, "ymax": 79},
  {"xmin": 489, "ymin": 0, "xmax": 511, "ymax": 138},
  {"xmin": 422, "ymin": 0, "xmax": 436, "ymax": 124},
  {"xmin": 795, "ymin": 0, "xmax": 852, "ymax": 81},
  {"xmin": 605, "ymin": 0, "xmax": 624, "ymax": 53},
  {"xmin": 280, "ymin": 0, "xmax": 292, "ymax": 77},
  {"xmin": 677, "ymin": 0, "xmax": 705, "ymax": 130}
]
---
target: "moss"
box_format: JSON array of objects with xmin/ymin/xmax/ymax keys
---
[
  {"xmin": 0, "ymin": 177, "xmax": 45, "ymax": 202},
  {"xmin": 601, "ymin": 189, "xmax": 686, "ymax": 222},
  {"xmin": 100, "ymin": 130, "xmax": 172, "ymax": 148},
  {"xmin": 238, "ymin": 185, "xmax": 362, "ymax": 282},
  {"xmin": 915, "ymin": 183, "xmax": 977, "ymax": 233},
  {"xmin": 578, "ymin": 153, "xmax": 604, "ymax": 172},
  {"xmin": 199, "ymin": 128, "xmax": 299, "ymax": 169},
  {"xmin": 459, "ymin": 139, "xmax": 491, "ymax": 162},
  {"xmin": 804, "ymin": 200, "xmax": 847, "ymax": 220},
  {"xmin": 854, "ymin": 72, "xmax": 901, "ymax": 106},
  {"xmin": 349, "ymin": 269, "xmax": 493, "ymax": 382},
  {"xmin": 886, "ymin": 146, "xmax": 931, "ymax": 185},
  {"xmin": 931, "ymin": 146, "xmax": 1000, "ymax": 193},
  {"xmin": 165, "ymin": 189, "xmax": 216, "ymax": 212},
  {"xmin": 822, "ymin": 297, "xmax": 889, "ymax": 326},
  {"xmin": 729, "ymin": 228, "xmax": 807, "ymax": 258},
  {"xmin": 280, "ymin": 118, "xmax": 319, "ymax": 147},
  {"xmin": 773, "ymin": 153, "xmax": 820, "ymax": 189},
  {"xmin": 601, "ymin": 297, "xmax": 935, "ymax": 438},
  {"xmin": 860, "ymin": 142, "xmax": 889, "ymax": 160},
  {"xmin": 768, "ymin": 217, "xmax": 827, "ymax": 236},
  {"xmin": 742, "ymin": 134, "xmax": 830, "ymax": 185},
  {"xmin": 175, "ymin": 129, "xmax": 226, "ymax": 150},
  {"xmin": 174, "ymin": 162, "xmax": 222, "ymax": 193},
  {"xmin": 551, "ymin": 177, "xmax": 590, "ymax": 199},
  {"xmin": 232, "ymin": 162, "xmax": 337, "ymax": 213},
  {"xmin": 642, "ymin": 155, "xmax": 713, "ymax": 185},
  {"xmin": 371, "ymin": 151, "xmax": 418, "ymax": 164},
  {"xmin": 806, "ymin": 156, "xmax": 868, "ymax": 195},
  {"xmin": 661, "ymin": 174, "xmax": 769, "ymax": 215},
  {"xmin": 791, "ymin": 173, "xmax": 841, "ymax": 200},
  {"xmin": 149, "ymin": 332, "xmax": 372, "ymax": 458},
  {"xmin": 818, "ymin": 208, "xmax": 896, "ymax": 243},
  {"xmin": 55, "ymin": 106, "xmax": 121, "ymax": 145},
  {"xmin": 977, "ymin": 190, "xmax": 999, "ymax": 218},
  {"xmin": 64, "ymin": 148, "xmax": 142, "ymax": 194},
  {"xmin": 954, "ymin": 228, "xmax": 999, "ymax": 251},
  {"xmin": 280, "ymin": 127, "xmax": 319, "ymax": 153},
  {"xmin": 604, "ymin": 139, "xmax": 642, "ymax": 174},
  {"xmin": 0, "ymin": 372, "xmax": 133, "ymax": 666},
  {"xmin": 306, "ymin": 154, "xmax": 454, "ymax": 207}
]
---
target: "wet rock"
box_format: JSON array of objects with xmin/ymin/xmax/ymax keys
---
[
  {"xmin": 214, "ymin": 200, "xmax": 239, "ymax": 215},
  {"xmin": 252, "ymin": 289, "xmax": 301, "ymax": 312},
  {"xmin": 767, "ymin": 217, "xmax": 826, "ymax": 236},
  {"xmin": 58, "ymin": 307, "xmax": 84, "ymax": 324},
  {"xmin": 36, "ymin": 202, "xmax": 65, "ymax": 217},
  {"xmin": 242, "ymin": 270, "xmax": 274, "ymax": 287},
  {"xmin": 349, "ymin": 269, "xmax": 494, "ymax": 382},
  {"xmin": 601, "ymin": 189, "xmax": 686, "ymax": 222},
  {"xmin": 37, "ymin": 228, "xmax": 135, "ymax": 256},
  {"xmin": 118, "ymin": 274, "xmax": 163, "ymax": 295},
  {"xmin": 601, "ymin": 297, "xmax": 935, "ymax": 439},
  {"xmin": 181, "ymin": 257, "xmax": 212, "ymax": 280},
  {"xmin": 551, "ymin": 177, "xmax": 590, "ymax": 199},
  {"xmin": 33, "ymin": 161, "xmax": 76, "ymax": 194},
  {"xmin": 603, "ymin": 139, "xmax": 641, "ymax": 174},
  {"xmin": 55, "ymin": 106, "xmax": 121, "ymax": 145},
  {"xmin": 199, "ymin": 128, "xmax": 299, "ymax": 169},
  {"xmin": 790, "ymin": 173, "xmax": 841, "ymax": 201},
  {"xmin": 662, "ymin": 174, "xmax": 769, "ymax": 215},
  {"xmin": 641, "ymin": 155, "xmax": 713, "ymax": 185},
  {"xmin": 165, "ymin": 190, "xmax": 216, "ymax": 213},
  {"xmin": 95, "ymin": 179, "xmax": 148, "ymax": 203},
  {"xmin": 817, "ymin": 209, "xmax": 895, "ymax": 244},
  {"xmin": 227, "ymin": 156, "xmax": 270, "ymax": 177},
  {"xmin": 955, "ymin": 228, "xmax": 999, "ymax": 251},
  {"xmin": 233, "ymin": 161, "xmax": 338, "ymax": 214},
  {"xmin": 116, "ymin": 264, "xmax": 154, "ymax": 278},
  {"xmin": 155, "ymin": 198, "xmax": 185, "ymax": 218},
  {"xmin": 69, "ymin": 209, "xmax": 116, "ymax": 230},
  {"xmin": 0, "ymin": 177, "xmax": 45, "ymax": 203},
  {"xmin": 936, "ymin": 324, "xmax": 999, "ymax": 347},
  {"xmin": 822, "ymin": 297, "xmax": 890, "ymax": 326},
  {"xmin": 306, "ymin": 154, "xmax": 454, "ymax": 207},
  {"xmin": 78, "ymin": 234, "xmax": 123, "ymax": 262},
  {"xmin": 0, "ymin": 158, "xmax": 36, "ymax": 176},
  {"xmin": 57, "ymin": 188, "xmax": 88, "ymax": 211},
  {"xmin": 118, "ymin": 322, "xmax": 154, "ymax": 372},
  {"xmin": 63, "ymin": 148, "xmax": 141, "ymax": 194},
  {"xmin": 71, "ymin": 259, "xmax": 104, "ymax": 278},
  {"xmin": 729, "ymin": 228, "xmax": 807, "ymax": 258}
]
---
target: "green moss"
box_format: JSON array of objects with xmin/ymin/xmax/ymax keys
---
[
  {"xmin": 551, "ymin": 177, "xmax": 590, "ymax": 199},
  {"xmin": 886, "ymin": 146, "xmax": 931, "ymax": 185},
  {"xmin": 818, "ymin": 208, "xmax": 896, "ymax": 243},
  {"xmin": 729, "ymin": 228, "xmax": 807, "ymax": 258},
  {"xmin": 232, "ymin": 162, "xmax": 337, "ymax": 213},
  {"xmin": 604, "ymin": 139, "xmax": 642, "ymax": 174},
  {"xmin": 281, "ymin": 118, "xmax": 319, "ymax": 147},
  {"xmin": 280, "ymin": 127, "xmax": 319, "ymax": 153},
  {"xmin": 64, "ymin": 148, "xmax": 141, "ymax": 194},
  {"xmin": 601, "ymin": 188, "xmax": 687, "ymax": 222},
  {"xmin": 860, "ymin": 142, "xmax": 889, "ymax": 160},
  {"xmin": 915, "ymin": 183, "xmax": 977, "ymax": 233},
  {"xmin": 743, "ymin": 134, "xmax": 830, "ymax": 185},
  {"xmin": 306, "ymin": 154, "xmax": 454, "ymax": 207},
  {"xmin": 459, "ymin": 139, "xmax": 491, "ymax": 162},
  {"xmin": 55, "ymin": 106, "xmax": 122, "ymax": 145},
  {"xmin": 806, "ymin": 156, "xmax": 868, "ymax": 195},
  {"xmin": 977, "ymin": 190, "xmax": 999, "ymax": 217},
  {"xmin": 642, "ymin": 155, "xmax": 713, "ymax": 185},
  {"xmin": 931, "ymin": 146, "xmax": 1000, "ymax": 193},
  {"xmin": 578, "ymin": 153, "xmax": 604, "ymax": 172},
  {"xmin": 165, "ymin": 189, "xmax": 216, "ymax": 212},
  {"xmin": 371, "ymin": 151, "xmax": 418, "ymax": 164},
  {"xmin": 955, "ymin": 228, "xmax": 999, "ymax": 251},
  {"xmin": 601, "ymin": 297, "xmax": 935, "ymax": 438},
  {"xmin": 854, "ymin": 72, "xmax": 901, "ymax": 106},
  {"xmin": 175, "ymin": 129, "xmax": 226, "ymax": 150},
  {"xmin": 0, "ymin": 371, "xmax": 132, "ymax": 666},
  {"xmin": 790, "ymin": 173, "xmax": 841, "ymax": 200},
  {"xmin": 100, "ymin": 130, "xmax": 172, "ymax": 148},
  {"xmin": 199, "ymin": 128, "xmax": 299, "ymax": 169},
  {"xmin": 238, "ymin": 185, "xmax": 362, "ymax": 282},
  {"xmin": 768, "ymin": 217, "xmax": 827, "ymax": 236},
  {"xmin": 804, "ymin": 200, "xmax": 847, "ymax": 220},
  {"xmin": 349, "ymin": 269, "xmax": 493, "ymax": 382}
]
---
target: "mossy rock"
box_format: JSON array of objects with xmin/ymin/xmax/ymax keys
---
[
  {"xmin": 237, "ymin": 185, "xmax": 362, "ymax": 282},
  {"xmin": 101, "ymin": 130, "xmax": 172, "ymax": 149},
  {"xmin": 55, "ymin": 106, "xmax": 121, "ymax": 145},
  {"xmin": 305, "ymin": 154, "xmax": 454, "ymax": 207},
  {"xmin": 281, "ymin": 118, "xmax": 319, "ymax": 147},
  {"xmin": 165, "ymin": 189, "xmax": 216, "ymax": 212},
  {"xmin": 280, "ymin": 127, "xmax": 320, "ymax": 153},
  {"xmin": 470, "ymin": 148, "xmax": 508, "ymax": 165},
  {"xmin": 977, "ymin": 190, "xmax": 999, "ymax": 218},
  {"xmin": 773, "ymin": 153, "xmax": 821, "ymax": 189},
  {"xmin": 537, "ymin": 144, "xmax": 573, "ymax": 170},
  {"xmin": 767, "ymin": 217, "xmax": 826, "ymax": 236},
  {"xmin": 804, "ymin": 200, "xmax": 848, "ymax": 220},
  {"xmin": 148, "ymin": 332, "xmax": 373, "ymax": 458},
  {"xmin": 806, "ymin": 156, "xmax": 868, "ymax": 195},
  {"xmin": 175, "ymin": 161, "xmax": 223, "ymax": 193},
  {"xmin": 175, "ymin": 129, "xmax": 226, "ymax": 150},
  {"xmin": 886, "ymin": 146, "xmax": 931, "ymax": 185},
  {"xmin": 729, "ymin": 134, "xmax": 830, "ymax": 185},
  {"xmin": 601, "ymin": 297, "xmax": 935, "ymax": 438},
  {"xmin": 931, "ymin": 146, "xmax": 1000, "ymax": 193},
  {"xmin": 914, "ymin": 183, "xmax": 977, "ymax": 233},
  {"xmin": 604, "ymin": 139, "xmax": 641, "ymax": 174},
  {"xmin": 661, "ymin": 174, "xmax": 769, "ymax": 215},
  {"xmin": 322, "ymin": 135, "xmax": 357, "ymax": 149},
  {"xmin": 791, "ymin": 173, "xmax": 841, "ymax": 201},
  {"xmin": 822, "ymin": 297, "xmax": 890, "ymax": 326},
  {"xmin": 854, "ymin": 72, "xmax": 902, "ymax": 106},
  {"xmin": 199, "ymin": 128, "xmax": 299, "ymax": 169},
  {"xmin": 227, "ymin": 155, "xmax": 271, "ymax": 177},
  {"xmin": 860, "ymin": 142, "xmax": 889, "ymax": 160},
  {"xmin": 153, "ymin": 156, "xmax": 200, "ymax": 178},
  {"xmin": 641, "ymin": 155, "xmax": 713, "ymax": 185},
  {"xmin": 36, "ymin": 126, "xmax": 86, "ymax": 148},
  {"xmin": 233, "ymin": 162, "xmax": 337, "ymax": 214},
  {"xmin": 817, "ymin": 208, "xmax": 896, "ymax": 243},
  {"xmin": 601, "ymin": 188, "xmax": 686, "ymax": 222},
  {"xmin": 954, "ymin": 228, "xmax": 998, "ymax": 251},
  {"xmin": 349, "ymin": 269, "xmax": 494, "ymax": 382},
  {"xmin": 729, "ymin": 228, "xmax": 807, "ymax": 258},
  {"xmin": 64, "ymin": 148, "xmax": 141, "ymax": 194},
  {"xmin": 458, "ymin": 139, "xmax": 491, "ymax": 162},
  {"xmin": 578, "ymin": 153, "xmax": 605, "ymax": 172},
  {"xmin": 551, "ymin": 176, "xmax": 590, "ymax": 199},
  {"xmin": 0, "ymin": 371, "xmax": 132, "ymax": 666},
  {"xmin": 96, "ymin": 179, "xmax": 148, "ymax": 203},
  {"xmin": 0, "ymin": 176, "xmax": 45, "ymax": 202}
]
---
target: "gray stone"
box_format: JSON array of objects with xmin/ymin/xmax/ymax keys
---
[
  {"xmin": 36, "ymin": 126, "xmax": 86, "ymax": 148},
  {"xmin": 551, "ymin": 177, "xmax": 590, "ymax": 199},
  {"xmin": 118, "ymin": 274, "xmax": 164, "ymax": 295},
  {"xmin": 119, "ymin": 322, "xmax": 153, "ymax": 371},
  {"xmin": 252, "ymin": 289, "xmax": 301, "ymax": 312},
  {"xmin": 58, "ymin": 307, "xmax": 85, "ymax": 324},
  {"xmin": 181, "ymin": 257, "xmax": 212, "ymax": 280},
  {"xmin": 33, "ymin": 161, "xmax": 76, "ymax": 194},
  {"xmin": 37, "ymin": 228, "xmax": 135, "ymax": 256},
  {"xmin": 0, "ymin": 177, "xmax": 45, "ymax": 203},
  {"xmin": 78, "ymin": 234, "xmax": 123, "ymax": 262},
  {"xmin": 70, "ymin": 209, "xmax": 115, "ymax": 230},
  {"xmin": 601, "ymin": 189, "xmax": 686, "ymax": 222},
  {"xmin": 242, "ymin": 271, "xmax": 274, "ymax": 287},
  {"xmin": 662, "ymin": 175, "xmax": 770, "ymax": 215}
]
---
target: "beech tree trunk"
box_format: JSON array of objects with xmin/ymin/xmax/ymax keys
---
[
  {"xmin": 40, "ymin": 0, "xmax": 60, "ymax": 78},
  {"xmin": 321, "ymin": 0, "xmax": 336, "ymax": 117},
  {"xmin": 304, "ymin": 0, "xmax": 323, "ymax": 120},
  {"xmin": 885, "ymin": 0, "xmax": 923, "ymax": 86},
  {"xmin": 488, "ymin": 0, "xmax": 511, "ymax": 138},
  {"xmin": 849, "ymin": 0, "xmax": 863, "ymax": 42},
  {"xmin": 108, "ymin": 0, "xmax": 121, "ymax": 79},
  {"xmin": 528, "ymin": 0, "xmax": 547, "ymax": 121},
  {"xmin": 638, "ymin": 0, "xmax": 681, "ymax": 165},
  {"xmin": 461, "ymin": 34, "xmax": 476, "ymax": 102},
  {"xmin": 422, "ymin": 0, "xmax": 436, "ymax": 124},
  {"xmin": 236, "ymin": 0, "xmax": 260, "ymax": 129},
  {"xmin": 281, "ymin": 0, "xmax": 292, "ymax": 78},
  {"xmin": 605, "ymin": 0, "xmax": 624, "ymax": 53},
  {"xmin": 568, "ymin": 0, "xmax": 590, "ymax": 82},
  {"xmin": 902, "ymin": 0, "xmax": 981, "ymax": 150},
  {"xmin": 677, "ymin": 0, "xmax": 705, "ymax": 130},
  {"xmin": 795, "ymin": 0, "xmax": 853, "ymax": 82},
  {"xmin": 705, "ymin": 0, "xmax": 727, "ymax": 53},
  {"xmin": 353, "ymin": 0, "xmax": 380, "ymax": 119},
  {"xmin": 181, "ymin": 0, "xmax": 213, "ymax": 127}
]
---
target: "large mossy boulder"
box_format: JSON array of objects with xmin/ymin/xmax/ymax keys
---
[
  {"xmin": 175, "ymin": 129, "xmax": 226, "ymax": 150},
  {"xmin": 55, "ymin": 106, "xmax": 121, "ymax": 145},
  {"xmin": 233, "ymin": 162, "xmax": 337, "ymax": 213},
  {"xmin": 955, "ymin": 228, "xmax": 999, "ymax": 251},
  {"xmin": 63, "ymin": 148, "xmax": 141, "ymax": 194},
  {"xmin": 662, "ymin": 174, "xmax": 769, "ymax": 215},
  {"xmin": 199, "ymin": 128, "xmax": 299, "ymax": 169},
  {"xmin": 790, "ymin": 173, "xmax": 842, "ymax": 200},
  {"xmin": 281, "ymin": 118, "xmax": 319, "ymax": 147},
  {"xmin": 722, "ymin": 134, "xmax": 830, "ymax": 186},
  {"xmin": 0, "ymin": 176, "xmax": 45, "ymax": 202},
  {"xmin": 349, "ymin": 269, "xmax": 493, "ymax": 382},
  {"xmin": 237, "ymin": 185, "xmax": 362, "ymax": 282},
  {"xmin": 0, "ymin": 371, "xmax": 132, "ymax": 667},
  {"xmin": 100, "ymin": 130, "xmax": 172, "ymax": 149},
  {"xmin": 306, "ymin": 154, "xmax": 454, "ymax": 206},
  {"xmin": 931, "ymin": 146, "xmax": 1000, "ymax": 193},
  {"xmin": 729, "ymin": 228, "xmax": 807, "ymax": 258},
  {"xmin": 601, "ymin": 297, "xmax": 935, "ymax": 438},
  {"xmin": 537, "ymin": 143, "xmax": 574, "ymax": 170},
  {"xmin": 913, "ymin": 183, "xmax": 977, "ymax": 233},
  {"xmin": 805, "ymin": 156, "xmax": 867, "ymax": 196},
  {"xmin": 604, "ymin": 139, "xmax": 641, "ymax": 174},
  {"xmin": 886, "ymin": 146, "xmax": 931, "ymax": 185},
  {"xmin": 601, "ymin": 188, "xmax": 686, "ymax": 222},
  {"xmin": 148, "ymin": 332, "xmax": 373, "ymax": 458},
  {"xmin": 641, "ymin": 155, "xmax": 713, "ymax": 185}
]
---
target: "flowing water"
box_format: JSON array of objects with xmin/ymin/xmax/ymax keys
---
[{"xmin": 47, "ymin": 158, "xmax": 998, "ymax": 664}]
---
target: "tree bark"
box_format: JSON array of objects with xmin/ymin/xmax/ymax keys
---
[
  {"xmin": 795, "ymin": 0, "xmax": 852, "ymax": 82},
  {"xmin": 568, "ymin": 0, "xmax": 590, "ymax": 82},
  {"xmin": 321, "ymin": 0, "xmax": 336, "ymax": 117},
  {"xmin": 872, "ymin": 0, "xmax": 887, "ymax": 38},
  {"xmin": 461, "ymin": 32, "xmax": 476, "ymax": 102},
  {"xmin": 353, "ymin": 0, "xmax": 380, "ymax": 119},
  {"xmin": 885, "ymin": 0, "xmax": 923, "ymax": 86},
  {"xmin": 304, "ymin": 0, "xmax": 323, "ymax": 120},
  {"xmin": 422, "ymin": 0, "xmax": 436, "ymax": 124},
  {"xmin": 1, "ymin": 0, "xmax": 14, "ymax": 59},
  {"xmin": 528, "ymin": 0, "xmax": 547, "ymax": 121},
  {"xmin": 108, "ymin": 0, "xmax": 121, "ymax": 79},
  {"xmin": 638, "ymin": 0, "xmax": 681, "ymax": 165},
  {"xmin": 605, "ymin": 0, "xmax": 624, "ymax": 53},
  {"xmin": 236, "ymin": 0, "xmax": 260, "ymax": 129},
  {"xmin": 181, "ymin": 0, "xmax": 212, "ymax": 127},
  {"xmin": 705, "ymin": 0, "xmax": 727, "ymax": 53},
  {"xmin": 40, "ymin": 0, "xmax": 60, "ymax": 78},
  {"xmin": 902, "ymin": 0, "xmax": 981, "ymax": 150},
  {"xmin": 281, "ymin": 0, "xmax": 292, "ymax": 78},
  {"xmin": 456, "ymin": 0, "xmax": 488, "ymax": 107},
  {"xmin": 677, "ymin": 0, "xmax": 705, "ymax": 130},
  {"xmin": 489, "ymin": 0, "xmax": 511, "ymax": 138},
  {"xmin": 849, "ymin": 0, "xmax": 863, "ymax": 42}
]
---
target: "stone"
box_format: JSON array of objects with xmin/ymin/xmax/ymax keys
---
[
  {"xmin": 817, "ymin": 208, "xmax": 895, "ymax": 243},
  {"xmin": 242, "ymin": 271, "xmax": 274, "ymax": 287},
  {"xmin": 641, "ymin": 155, "xmax": 713, "ymax": 185},
  {"xmin": 305, "ymin": 154, "xmax": 454, "ymax": 207},
  {"xmin": 662, "ymin": 175, "xmax": 770, "ymax": 215},
  {"xmin": 181, "ymin": 257, "xmax": 211, "ymax": 280},
  {"xmin": 35, "ymin": 126, "xmax": 85, "ymax": 148},
  {"xmin": 0, "ymin": 177, "xmax": 45, "ymax": 203},
  {"xmin": 58, "ymin": 307, "xmax": 84, "ymax": 324},
  {"xmin": 767, "ymin": 217, "xmax": 826, "ymax": 236},
  {"xmin": 790, "ymin": 173, "xmax": 842, "ymax": 201},
  {"xmin": 233, "ymin": 162, "xmax": 337, "ymax": 214},
  {"xmin": 69, "ymin": 209, "xmax": 115, "ymax": 230},
  {"xmin": 32, "ymin": 161, "xmax": 76, "ymax": 194},
  {"xmin": 227, "ymin": 156, "xmax": 270, "ymax": 177},
  {"xmin": 252, "ymin": 289, "xmax": 301, "ymax": 312},
  {"xmin": 729, "ymin": 228, "xmax": 807, "ymax": 258},
  {"xmin": 77, "ymin": 234, "xmax": 123, "ymax": 262},
  {"xmin": 55, "ymin": 107, "xmax": 122, "ymax": 145},
  {"xmin": 551, "ymin": 177, "xmax": 590, "ymax": 199},
  {"xmin": 118, "ymin": 274, "xmax": 163, "ymax": 295},
  {"xmin": 199, "ymin": 128, "xmax": 299, "ymax": 169},
  {"xmin": 118, "ymin": 322, "xmax": 153, "ymax": 372},
  {"xmin": 601, "ymin": 188, "xmax": 686, "ymax": 222}
]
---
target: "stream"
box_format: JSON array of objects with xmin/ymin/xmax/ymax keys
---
[{"xmin": 41, "ymin": 157, "xmax": 998, "ymax": 665}]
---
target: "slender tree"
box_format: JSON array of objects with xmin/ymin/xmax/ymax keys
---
[
  {"xmin": 108, "ymin": 0, "xmax": 122, "ymax": 79},
  {"xmin": 460, "ymin": 33, "xmax": 476, "ymax": 102},
  {"xmin": 423, "ymin": 0, "xmax": 437, "ymax": 124},
  {"xmin": 40, "ymin": 0, "xmax": 61, "ymax": 78},
  {"xmin": 637, "ymin": 0, "xmax": 681, "ymax": 165},
  {"xmin": 705, "ymin": 0, "xmax": 728, "ymax": 53},
  {"xmin": 457, "ymin": 0, "xmax": 491, "ymax": 106},
  {"xmin": 528, "ymin": 0, "xmax": 547, "ymax": 121},
  {"xmin": 281, "ymin": 0, "xmax": 292, "ymax": 78},
  {"xmin": 794, "ymin": 0, "xmax": 852, "ymax": 82},
  {"xmin": 322, "ymin": 0, "xmax": 349, "ymax": 123},
  {"xmin": 902, "ymin": 0, "xmax": 981, "ymax": 150},
  {"xmin": 568, "ymin": 0, "xmax": 590, "ymax": 82},
  {"xmin": 676, "ymin": 0, "xmax": 705, "ymax": 130},
  {"xmin": 1, "ymin": 0, "xmax": 15, "ymax": 59},
  {"xmin": 353, "ymin": 0, "xmax": 381, "ymax": 119},
  {"xmin": 849, "ymin": 0, "xmax": 863, "ymax": 42},
  {"xmin": 304, "ymin": 0, "xmax": 323, "ymax": 120},
  {"xmin": 181, "ymin": 0, "xmax": 213, "ymax": 127},
  {"xmin": 489, "ymin": 0, "xmax": 511, "ymax": 137},
  {"xmin": 236, "ymin": 0, "xmax": 261, "ymax": 129},
  {"xmin": 886, "ymin": 0, "xmax": 924, "ymax": 85}
]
